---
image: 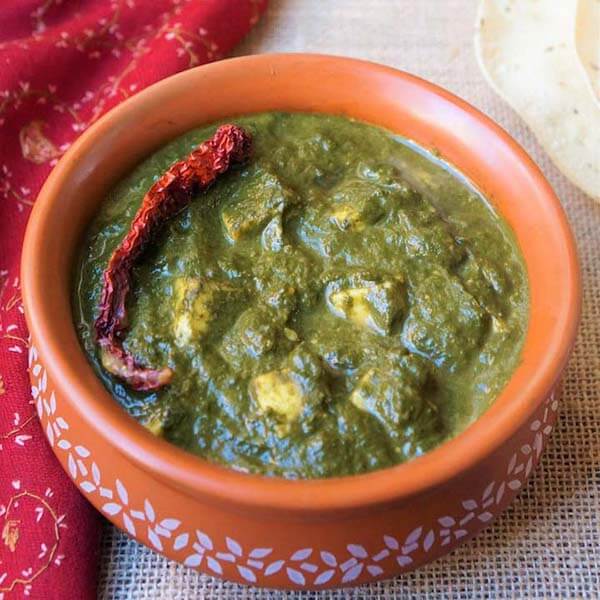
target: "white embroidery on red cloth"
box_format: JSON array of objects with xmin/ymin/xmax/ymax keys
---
[{"xmin": 1, "ymin": 1, "xmax": 264, "ymax": 595}]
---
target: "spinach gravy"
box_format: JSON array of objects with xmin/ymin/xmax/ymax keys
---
[{"xmin": 74, "ymin": 112, "xmax": 528, "ymax": 478}]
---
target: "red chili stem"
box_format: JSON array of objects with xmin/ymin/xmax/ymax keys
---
[{"xmin": 95, "ymin": 124, "xmax": 252, "ymax": 391}]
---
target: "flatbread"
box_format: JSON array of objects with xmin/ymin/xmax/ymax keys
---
[
  {"xmin": 475, "ymin": 0, "xmax": 600, "ymax": 201},
  {"xmin": 575, "ymin": 0, "xmax": 600, "ymax": 107}
]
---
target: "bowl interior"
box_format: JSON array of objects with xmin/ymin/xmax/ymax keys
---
[{"xmin": 22, "ymin": 54, "xmax": 580, "ymax": 513}]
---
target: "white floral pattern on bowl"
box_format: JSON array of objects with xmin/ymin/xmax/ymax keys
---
[{"xmin": 29, "ymin": 343, "xmax": 558, "ymax": 587}]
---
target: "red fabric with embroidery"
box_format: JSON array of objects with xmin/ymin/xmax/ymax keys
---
[{"xmin": 0, "ymin": 2, "xmax": 266, "ymax": 597}]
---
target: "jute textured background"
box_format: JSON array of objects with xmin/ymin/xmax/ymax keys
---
[{"xmin": 98, "ymin": 1, "xmax": 600, "ymax": 597}]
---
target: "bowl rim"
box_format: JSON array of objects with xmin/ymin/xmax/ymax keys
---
[{"xmin": 22, "ymin": 53, "xmax": 581, "ymax": 514}]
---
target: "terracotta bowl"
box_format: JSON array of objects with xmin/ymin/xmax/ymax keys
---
[{"xmin": 22, "ymin": 54, "xmax": 580, "ymax": 589}]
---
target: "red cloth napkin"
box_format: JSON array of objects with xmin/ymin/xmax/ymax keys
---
[{"xmin": 0, "ymin": 2, "xmax": 266, "ymax": 597}]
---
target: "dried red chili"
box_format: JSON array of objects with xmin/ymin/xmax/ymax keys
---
[{"xmin": 95, "ymin": 124, "xmax": 252, "ymax": 391}]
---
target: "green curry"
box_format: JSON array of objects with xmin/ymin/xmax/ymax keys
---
[{"xmin": 73, "ymin": 112, "xmax": 528, "ymax": 479}]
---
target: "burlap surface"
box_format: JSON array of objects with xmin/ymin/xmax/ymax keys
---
[{"xmin": 98, "ymin": 1, "xmax": 600, "ymax": 597}]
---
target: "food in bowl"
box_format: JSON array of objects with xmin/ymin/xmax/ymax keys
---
[
  {"xmin": 24, "ymin": 55, "xmax": 579, "ymax": 588},
  {"xmin": 73, "ymin": 111, "xmax": 528, "ymax": 479}
]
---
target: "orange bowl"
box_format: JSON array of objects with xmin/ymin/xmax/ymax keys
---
[{"xmin": 21, "ymin": 54, "xmax": 580, "ymax": 589}]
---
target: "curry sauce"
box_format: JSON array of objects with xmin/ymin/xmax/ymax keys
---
[{"xmin": 73, "ymin": 112, "xmax": 528, "ymax": 478}]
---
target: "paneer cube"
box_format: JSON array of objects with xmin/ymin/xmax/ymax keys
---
[
  {"xmin": 172, "ymin": 278, "xmax": 236, "ymax": 346},
  {"xmin": 249, "ymin": 369, "xmax": 305, "ymax": 423},
  {"xmin": 349, "ymin": 355, "xmax": 437, "ymax": 446},
  {"xmin": 401, "ymin": 269, "xmax": 486, "ymax": 371},
  {"xmin": 329, "ymin": 204, "xmax": 366, "ymax": 231},
  {"xmin": 350, "ymin": 368, "xmax": 379, "ymax": 412},
  {"xmin": 350, "ymin": 366, "xmax": 421, "ymax": 419},
  {"xmin": 261, "ymin": 213, "xmax": 284, "ymax": 252},
  {"xmin": 221, "ymin": 168, "xmax": 293, "ymax": 241},
  {"xmin": 327, "ymin": 278, "xmax": 404, "ymax": 335},
  {"xmin": 220, "ymin": 306, "xmax": 283, "ymax": 372},
  {"xmin": 327, "ymin": 180, "xmax": 384, "ymax": 231},
  {"xmin": 249, "ymin": 344, "xmax": 327, "ymax": 435}
]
